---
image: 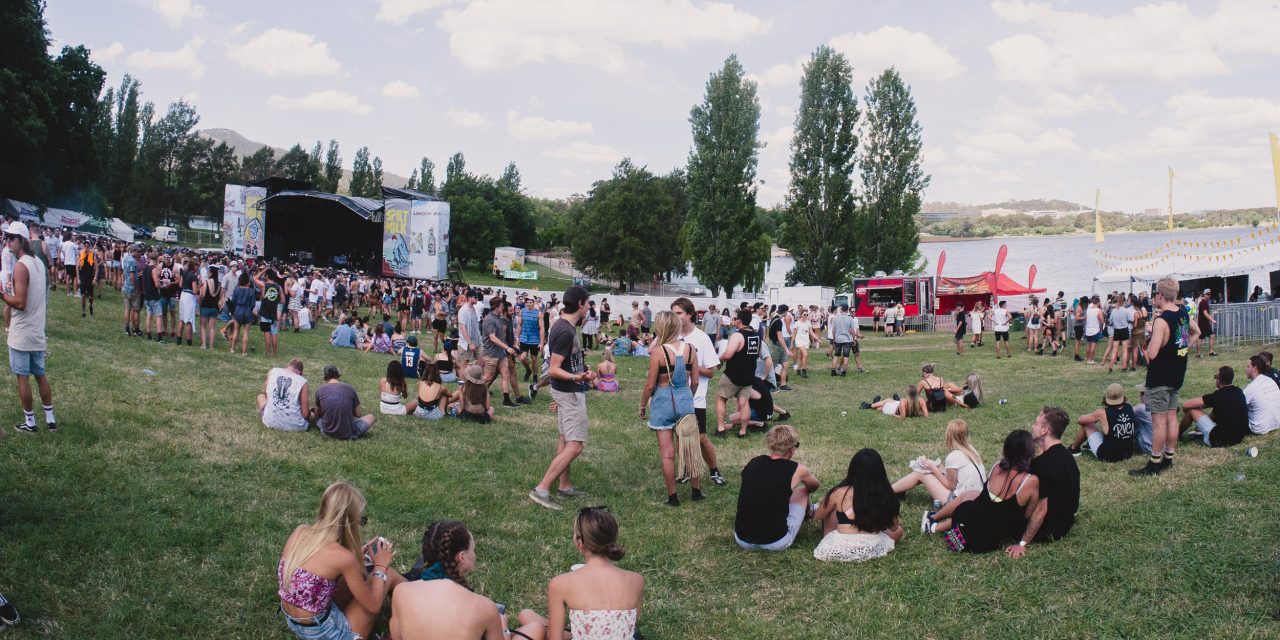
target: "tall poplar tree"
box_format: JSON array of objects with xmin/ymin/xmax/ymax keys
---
[
  {"xmin": 855, "ymin": 67, "xmax": 929, "ymax": 275},
  {"xmin": 371, "ymin": 156, "xmax": 384, "ymax": 196},
  {"xmin": 349, "ymin": 146, "xmax": 372, "ymax": 196},
  {"xmin": 684, "ymin": 54, "xmax": 769, "ymax": 297},
  {"xmin": 780, "ymin": 46, "xmax": 859, "ymax": 287},
  {"xmin": 322, "ymin": 140, "xmax": 342, "ymax": 193},
  {"xmin": 418, "ymin": 157, "xmax": 436, "ymax": 195}
]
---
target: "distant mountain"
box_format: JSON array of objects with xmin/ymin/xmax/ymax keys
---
[
  {"xmin": 921, "ymin": 198, "xmax": 1094, "ymax": 215},
  {"xmin": 198, "ymin": 128, "xmax": 409, "ymax": 192}
]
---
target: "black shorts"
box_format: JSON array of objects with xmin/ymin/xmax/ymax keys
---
[
  {"xmin": 833, "ymin": 342, "xmax": 855, "ymax": 357},
  {"xmin": 398, "ymin": 305, "xmax": 409, "ymax": 312},
  {"xmin": 259, "ymin": 319, "xmax": 276, "ymax": 333},
  {"xmin": 64, "ymin": 264, "xmax": 76, "ymax": 278},
  {"xmin": 1198, "ymin": 321, "xmax": 1213, "ymax": 337},
  {"xmin": 695, "ymin": 407, "xmax": 707, "ymax": 434},
  {"xmin": 1112, "ymin": 328, "xmax": 1130, "ymax": 341},
  {"xmin": 520, "ymin": 342, "xmax": 540, "ymax": 354},
  {"xmin": 432, "ymin": 318, "xmax": 448, "ymax": 333},
  {"xmin": 954, "ymin": 326, "xmax": 965, "ymax": 341},
  {"xmin": 994, "ymin": 331, "xmax": 1009, "ymax": 342},
  {"xmin": 411, "ymin": 308, "xmax": 424, "ymax": 319},
  {"xmin": 1074, "ymin": 326, "xmax": 1085, "ymax": 340}
]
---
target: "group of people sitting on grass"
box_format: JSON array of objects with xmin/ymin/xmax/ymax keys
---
[
  {"xmin": 279, "ymin": 482, "xmax": 642, "ymax": 640},
  {"xmin": 860, "ymin": 364, "xmax": 984, "ymax": 418},
  {"xmin": 733, "ymin": 413, "xmax": 1080, "ymax": 560}
]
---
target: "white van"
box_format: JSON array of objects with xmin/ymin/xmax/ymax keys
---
[{"xmin": 153, "ymin": 226, "xmax": 179, "ymax": 243}]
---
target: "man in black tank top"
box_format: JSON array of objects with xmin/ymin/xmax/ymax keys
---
[
  {"xmin": 716, "ymin": 309, "xmax": 761, "ymax": 438},
  {"xmin": 1132, "ymin": 278, "xmax": 1199, "ymax": 476},
  {"xmin": 734, "ymin": 425, "xmax": 820, "ymax": 550}
]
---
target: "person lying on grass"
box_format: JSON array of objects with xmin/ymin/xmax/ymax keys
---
[
  {"xmin": 922, "ymin": 429, "xmax": 1040, "ymax": 555},
  {"xmin": 891, "ymin": 418, "xmax": 986, "ymax": 507},
  {"xmin": 545, "ymin": 507, "xmax": 644, "ymax": 640},
  {"xmin": 390, "ymin": 520, "xmax": 548, "ymax": 640},
  {"xmin": 278, "ymin": 481, "xmax": 405, "ymax": 640},
  {"xmin": 860, "ymin": 385, "xmax": 928, "ymax": 418},
  {"xmin": 812, "ymin": 448, "xmax": 903, "ymax": 562}
]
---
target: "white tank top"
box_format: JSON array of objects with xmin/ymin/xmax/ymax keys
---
[
  {"xmin": 7, "ymin": 255, "xmax": 47, "ymax": 352},
  {"xmin": 1085, "ymin": 304, "xmax": 1102, "ymax": 335},
  {"xmin": 262, "ymin": 368, "xmax": 308, "ymax": 431}
]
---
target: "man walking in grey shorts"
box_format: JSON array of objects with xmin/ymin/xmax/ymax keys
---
[{"xmin": 529, "ymin": 286, "xmax": 595, "ymax": 509}]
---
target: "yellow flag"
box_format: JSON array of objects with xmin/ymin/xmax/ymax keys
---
[{"xmin": 1094, "ymin": 188, "xmax": 1104, "ymax": 243}]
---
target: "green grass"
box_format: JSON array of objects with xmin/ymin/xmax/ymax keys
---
[
  {"xmin": 460, "ymin": 265, "xmax": 609, "ymax": 293},
  {"xmin": 2, "ymin": 292, "xmax": 1279, "ymax": 639}
]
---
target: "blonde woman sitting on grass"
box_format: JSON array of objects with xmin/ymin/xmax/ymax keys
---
[
  {"xmin": 595, "ymin": 352, "xmax": 619, "ymax": 392},
  {"xmin": 891, "ymin": 419, "xmax": 986, "ymax": 505}
]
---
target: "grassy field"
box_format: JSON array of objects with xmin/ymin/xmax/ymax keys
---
[
  {"xmin": 2, "ymin": 290, "xmax": 1279, "ymax": 639},
  {"xmin": 460, "ymin": 265, "xmax": 610, "ymax": 293}
]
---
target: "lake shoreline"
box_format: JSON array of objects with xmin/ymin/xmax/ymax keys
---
[{"xmin": 920, "ymin": 223, "xmax": 1266, "ymax": 243}]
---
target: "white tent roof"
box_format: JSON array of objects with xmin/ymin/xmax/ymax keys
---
[{"xmin": 1096, "ymin": 245, "xmax": 1280, "ymax": 283}]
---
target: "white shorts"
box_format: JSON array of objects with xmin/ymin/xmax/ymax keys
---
[
  {"xmin": 179, "ymin": 292, "xmax": 198, "ymax": 325},
  {"xmin": 735, "ymin": 502, "xmax": 805, "ymax": 551},
  {"xmin": 380, "ymin": 401, "xmax": 407, "ymax": 416}
]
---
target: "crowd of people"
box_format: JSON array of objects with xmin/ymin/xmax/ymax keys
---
[{"xmin": 6, "ymin": 211, "xmax": 1280, "ymax": 637}]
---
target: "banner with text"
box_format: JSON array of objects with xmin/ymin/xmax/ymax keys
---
[
  {"xmin": 382, "ymin": 198, "xmax": 412, "ymax": 277},
  {"xmin": 409, "ymin": 199, "xmax": 450, "ymax": 279},
  {"xmin": 222, "ymin": 184, "xmax": 246, "ymax": 253},
  {"xmin": 242, "ymin": 186, "xmax": 266, "ymax": 257}
]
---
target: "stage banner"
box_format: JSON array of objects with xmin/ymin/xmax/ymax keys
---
[
  {"xmin": 408, "ymin": 200, "xmax": 450, "ymax": 279},
  {"xmin": 502, "ymin": 270, "xmax": 538, "ymax": 280},
  {"xmin": 44, "ymin": 207, "xmax": 90, "ymax": 228},
  {"xmin": 382, "ymin": 198, "xmax": 412, "ymax": 277},
  {"xmin": 222, "ymin": 184, "xmax": 246, "ymax": 253},
  {"xmin": 242, "ymin": 186, "xmax": 266, "ymax": 257}
]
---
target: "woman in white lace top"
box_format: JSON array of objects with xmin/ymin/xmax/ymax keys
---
[{"xmin": 546, "ymin": 507, "xmax": 643, "ymax": 640}]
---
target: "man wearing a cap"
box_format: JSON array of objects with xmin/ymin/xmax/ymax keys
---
[
  {"xmin": 3, "ymin": 222, "xmax": 58, "ymax": 434},
  {"xmin": 314, "ymin": 365, "xmax": 375, "ymax": 440},
  {"xmin": 1176, "ymin": 365, "xmax": 1248, "ymax": 448},
  {"xmin": 1067, "ymin": 383, "xmax": 1138, "ymax": 462},
  {"xmin": 529, "ymin": 286, "xmax": 594, "ymax": 510}
]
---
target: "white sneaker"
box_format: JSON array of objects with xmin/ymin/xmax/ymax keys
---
[
  {"xmin": 528, "ymin": 489, "xmax": 562, "ymax": 510},
  {"xmin": 920, "ymin": 510, "xmax": 933, "ymax": 534}
]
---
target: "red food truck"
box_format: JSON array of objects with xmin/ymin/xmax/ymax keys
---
[{"xmin": 833, "ymin": 273, "xmax": 934, "ymax": 325}]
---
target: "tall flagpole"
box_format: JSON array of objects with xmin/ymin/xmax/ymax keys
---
[
  {"xmin": 1094, "ymin": 188, "xmax": 1103, "ymax": 243},
  {"xmin": 1167, "ymin": 167, "xmax": 1175, "ymax": 232},
  {"xmin": 1269, "ymin": 132, "xmax": 1280, "ymax": 222}
]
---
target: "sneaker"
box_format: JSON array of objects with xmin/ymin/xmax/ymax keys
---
[
  {"xmin": 778, "ymin": 385, "xmax": 794, "ymax": 392},
  {"xmin": 515, "ymin": 396, "xmax": 532, "ymax": 405},
  {"xmin": 1128, "ymin": 461, "xmax": 1163, "ymax": 477},
  {"xmin": 528, "ymin": 383, "xmax": 538, "ymax": 401},
  {"xmin": 15, "ymin": 422, "xmax": 37, "ymax": 434},
  {"xmin": 691, "ymin": 489, "xmax": 705, "ymax": 501},
  {"xmin": 0, "ymin": 592, "xmax": 19, "ymax": 627},
  {"xmin": 857, "ymin": 367, "xmax": 866, "ymax": 373},
  {"xmin": 502, "ymin": 399, "xmax": 517, "ymax": 408},
  {"xmin": 891, "ymin": 393, "xmax": 900, "ymax": 401},
  {"xmin": 1159, "ymin": 457, "xmax": 1173, "ymax": 471},
  {"xmin": 859, "ymin": 401, "xmax": 872, "ymax": 410},
  {"xmin": 830, "ymin": 370, "xmax": 837, "ymax": 377},
  {"xmin": 1068, "ymin": 447, "xmax": 1082, "ymax": 458},
  {"xmin": 776, "ymin": 411, "xmax": 791, "ymax": 421},
  {"xmin": 666, "ymin": 495, "xmax": 681, "ymax": 507},
  {"xmin": 556, "ymin": 487, "xmax": 587, "ymax": 498},
  {"xmin": 710, "ymin": 471, "xmax": 727, "ymax": 486},
  {"xmin": 46, "ymin": 422, "xmax": 57, "ymax": 433},
  {"xmin": 528, "ymin": 489, "xmax": 562, "ymax": 510},
  {"xmin": 920, "ymin": 510, "xmax": 934, "ymax": 534},
  {"xmin": 839, "ymin": 370, "xmax": 847, "ymax": 377},
  {"xmin": 872, "ymin": 395, "xmax": 882, "ymax": 404},
  {"xmin": 1074, "ymin": 354, "xmax": 1083, "ymax": 362}
]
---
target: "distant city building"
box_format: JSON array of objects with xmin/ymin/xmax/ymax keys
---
[
  {"xmin": 980, "ymin": 207, "xmax": 1018, "ymax": 217},
  {"xmin": 1142, "ymin": 208, "xmax": 1162, "ymax": 217}
]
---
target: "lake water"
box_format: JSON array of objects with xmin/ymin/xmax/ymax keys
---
[{"xmin": 753, "ymin": 227, "xmax": 1268, "ymax": 298}]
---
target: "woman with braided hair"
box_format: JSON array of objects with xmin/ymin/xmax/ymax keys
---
[{"xmin": 390, "ymin": 520, "xmax": 548, "ymax": 640}]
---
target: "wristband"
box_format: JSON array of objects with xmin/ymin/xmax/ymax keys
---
[
  {"xmin": 1018, "ymin": 540, "xmax": 1027, "ymax": 547},
  {"xmin": 372, "ymin": 570, "xmax": 388, "ymax": 582}
]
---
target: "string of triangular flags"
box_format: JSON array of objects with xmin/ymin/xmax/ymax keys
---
[{"xmin": 1092, "ymin": 221, "xmax": 1280, "ymax": 268}]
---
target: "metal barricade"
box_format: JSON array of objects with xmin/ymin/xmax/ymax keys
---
[{"xmin": 1210, "ymin": 301, "xmax": 1280, "ymax": 348}]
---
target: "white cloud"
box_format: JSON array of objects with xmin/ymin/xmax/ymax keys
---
[
  {"xmin": 152, "ymin": 0, "xmax": 205, "ymax": 27},
  {"xmin": 126, "ymin": 38, "xmax": 206, "ymax": 78},
  {"xmin": 437, "ymin": 0, "xmax": 771, "ymax": 72},
  {"xmin": 95, "ymin": 41, "xmax": 124, "ymax": 63},
  {"xmin": 749, "ymin": 58, "xmax": 805, "ymax": 89},
  {"xmin": 543, "ymin": 141, "xmax": 623, "ymax": 163},
  {"xmin": 1095, "ymin": 92, "xmax": 1280, "ymax": 164},
  {"xmin": 829, "ymin": 26, "xmax": 964, "ymax": 82},
  {"xmin": 227, "ymin": 29, "xmax": 341, "ymax": 77},
  {"xmin": 267, "ymin": 91, "xmax": 372, "ymax": 114},
  {"xmin": 987, "ymin": 0, "xmax": 1280, "ymax": 86},
  {"xmin": 181, "ymin": 91, "xmax": 199, "ymax": 104},
  {"xmin": 382, "ymin": 81, "xmax": 421, "ymax": 98},
  {"xmin": 376, "ymin": 0, "xmax": 456, "ymax": 24},
  {"xmin": 982, "ymin": 85, "xmax": 1127, "ymax": 133},
  {"xmin": 446, "ymin": 110, "xmax": 490, "ymax": 127},
  {"xmin": 506, "ymin": 111, "xmax": 593, "ymax": 141},
  {"xmin": 954, "ymin": 127, "xmax": 1078, "ymax": 162}
]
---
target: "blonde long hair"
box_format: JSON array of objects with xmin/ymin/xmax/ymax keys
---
[
  {"xmin": 944, "ymin": 419, "xmax": 983, "ymax": 468},
  {"xmin": 282, "ymin": 481, "xmax": 366, "ymax": 583},
  {"xmin": 652, "ymin": 310, "xmax": 681, "ymax": 349},
  {"xmin": 964, "ymin": 372, "xmax": 984, "ymax": 404}
]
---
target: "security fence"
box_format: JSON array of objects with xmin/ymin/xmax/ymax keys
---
[{"xmin": 1210, "ymin": 301, "xmax": 1280, "ymax": 348}]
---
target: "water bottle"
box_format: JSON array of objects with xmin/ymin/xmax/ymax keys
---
[{"xmin": 931, "ymin": 499, "xmax": 942, "ymax": 513}]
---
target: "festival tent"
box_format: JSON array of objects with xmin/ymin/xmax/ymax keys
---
[
  {"xmin": 3, "ymin": 199, "xmax": 42, "ymax": 224},
  {"xmin": 109, "ymin": 218, "xmax": 135, "ymax": 242},
  {"xmin": 1094, "ymin": 247, "xmax": 1280, "ymax": 303},
  {"xmin": 937, "ymin": 272, "xmax": 1046, "ymax": 312}
]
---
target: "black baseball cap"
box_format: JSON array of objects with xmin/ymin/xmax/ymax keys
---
[{"xmin": 564, "ymin": 286, "xmax": 589, "ymax": 305}]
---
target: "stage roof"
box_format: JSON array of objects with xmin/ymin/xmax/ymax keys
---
[
  {"xmin": 938, "ymin": 272, "xmax": 1046, "ymax": 296},
  {"xmin": 256, "ymin": 190, "xmax": 385, "ymax": 221},
  {"xmin": 381, "ymin": 186, "xmax": 444, "ymax": 202}
]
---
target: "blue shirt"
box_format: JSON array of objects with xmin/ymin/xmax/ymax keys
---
[
  {"xmin": 519, "ymin": 307, "xmax": 541, "ymax": 344},
  {"xmin": 401, "ymin": 347, "xmax": 421, "ymax": 378},
  {"xmin": 121, "ymin": 254, "xmax": 138, "ymax": 295},
  {"xmin": 331, "ymin": 324, "xmax": 358, "ymax": 348}
]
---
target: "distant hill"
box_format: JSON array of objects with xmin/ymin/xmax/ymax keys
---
[
  {"xmin": 198, "ymin": 128, "xmax": 409, "ymax": 192},
  {"xmin": 922, "ymin": 198, "xmax": 1098, "ymax": 215}
]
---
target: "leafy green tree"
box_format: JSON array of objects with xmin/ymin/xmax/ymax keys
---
[
  {"xmin": 405, "ymin": 168, "xmax": 419, "ymax": 190},
  {"xmin": 684, "ymin": 54, "xmax": 769, "ymax": 297},
  {"xmin": 321, "ymin": 140, "xmax": 342, "ymax": 192},
  {"xmin": 570, "ymin": 159, "xmax": 685, "ymax": 291},
  {"xmin": 275, "ymin": 144, "xmax": 314, "ymax": 183},
  {"xmin": 349, "ymin": 146, "xmax": 372, "ymax": 196},
  {"xmin": 447, "ymin": 194, "xmax": 508, "ymax": 268},
  {"xmin": 108, "ymin": 75, "xmax": 142, "ymax": 212},
  {"xmin": 530, "ymin": 197, "xmax": 575, "ymax": 250},
  {"xmin": 371, "ymin": 156, "xmax": 384, "ymax": 196},
  {"xmin": 855, "ymin": 68, "xmax": 930, "ymax": 275},
  {"xmin": 498, "ymin": 161, "xmax": 522, "ymax": 193},
  {"xmin": 444, "ymin": 152, "xmax": 466, "ymax": 191},
  {"xmin": 46, "ymin": 45, "xmax": 107, "ymax": 212},
  {"xmin": 0, "ymin": 0, "xmax": 56, "ymax": 202},
  {"xmin": 240, "ymin": 146, "xmax": 275, "ymax": 182},
  {"xmin": 418, "ymin": 157, "xmax": 436, "ymax": 195},
  {"xmin": 780, "ymin": 45, "xmax": 859, "ymax": 287}
]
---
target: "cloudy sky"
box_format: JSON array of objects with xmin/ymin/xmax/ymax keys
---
[{"xmin": 48, "ymin": 0, "xmax": 1280, "ymax": 212}]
